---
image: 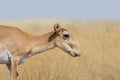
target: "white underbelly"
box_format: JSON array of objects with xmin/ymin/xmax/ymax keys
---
[{"xmin": 0, "ymin": 50, "xmax": 12, "ymax": 64}]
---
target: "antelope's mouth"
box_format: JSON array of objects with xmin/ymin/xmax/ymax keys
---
[
  {"xmin": 65, "ymin": 50, "xmax": 80, "ymax": 57},
  {"xmin": 70, "ymin": 51, "xmax": 80, "ymax": 57}
]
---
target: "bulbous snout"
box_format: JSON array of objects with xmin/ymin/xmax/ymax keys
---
[
  {"xmin": 70, "ymin": 51, "xmax": 81, "ymax": 57},
  {"xmin": 73, "ymin": 52, "xmax": 81, "ymax": 57}
]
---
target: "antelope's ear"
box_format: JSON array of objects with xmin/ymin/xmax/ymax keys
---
[{"xmin": 54, "ymin": 23, "xmax": 60, "ymax": 32}]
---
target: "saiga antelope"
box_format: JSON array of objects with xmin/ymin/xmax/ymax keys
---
[{"xmin": 0, "ymin": 23, "xmax": 80, "ymax": 80}]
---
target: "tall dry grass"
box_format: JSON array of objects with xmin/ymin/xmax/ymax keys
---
[{"xmin": 0, "ymin": 19, "xmax": 120, "ymax": 80}]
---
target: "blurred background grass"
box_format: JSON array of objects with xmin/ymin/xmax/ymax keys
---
[{"xmin": 0, "ymin": 18, "xmax": 120, "ymax": 80}]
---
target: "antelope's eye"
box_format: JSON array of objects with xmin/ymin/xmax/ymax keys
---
[{"xmin": 63, "ymin": 34, "xmax": 70, "ymax": 38}]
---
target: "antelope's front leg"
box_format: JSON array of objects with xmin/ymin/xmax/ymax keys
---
[
  {"xmin": 10, "ymin": 59, "xmax": 18, "ymax": 80},
  {"xmin": 6, "ymin": 64, "xmax": 19, "ymax": 78}
]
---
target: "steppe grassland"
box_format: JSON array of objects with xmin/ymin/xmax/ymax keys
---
[{"xmin": 0, "ymin": 19, "xmax": 120, "ymax": 80}]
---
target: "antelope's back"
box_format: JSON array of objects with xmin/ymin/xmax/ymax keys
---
[{"xmin": 0, "ymin": 25, "xmax": 32, "ymax": 55}]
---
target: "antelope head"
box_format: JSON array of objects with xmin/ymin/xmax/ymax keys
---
[{"xmin": 51, "ymin": 23, "xmax": 81, "ymax": 57}]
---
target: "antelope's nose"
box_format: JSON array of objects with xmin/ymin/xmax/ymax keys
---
[{"xmin": 74, "ymin": 52, "xmax": 81, "ymax": 57}]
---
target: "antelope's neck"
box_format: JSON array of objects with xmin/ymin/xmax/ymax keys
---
[{"xmin": 30, "ymin": 31, "xmax": 55, "ymax": 56}]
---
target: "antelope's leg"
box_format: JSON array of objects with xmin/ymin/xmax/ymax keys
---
[
  {"xmin": 6, "ymin": 64, "xmax": 19, "ymax": 78},
  {"xmin": 10, "ymin": 59, "xmax": 18, "ymax": 80}
]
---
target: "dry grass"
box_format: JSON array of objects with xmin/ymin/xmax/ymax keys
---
[{"xmin": 0, "ymin": 19, "xmax": 120, "ymax": 80}]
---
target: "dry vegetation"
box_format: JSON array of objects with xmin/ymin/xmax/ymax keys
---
[{"xmin": 0, "ymin": 19, "xmax": 120, "ymax": 80}]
